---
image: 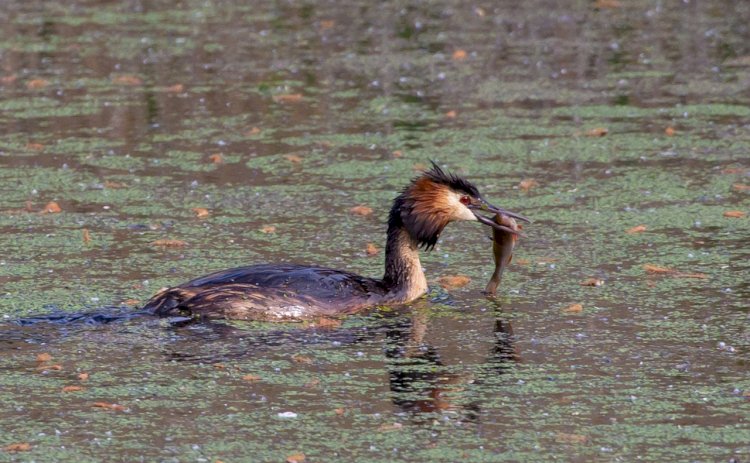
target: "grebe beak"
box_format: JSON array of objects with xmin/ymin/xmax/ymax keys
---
[{"xmin": 469, "ymin": 199, "xmax": 530, "ymax": 235}]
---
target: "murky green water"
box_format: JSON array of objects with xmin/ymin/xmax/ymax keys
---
[{"xmin": 1, "ymin": 1, "xmax": 748, "ymax": 461}]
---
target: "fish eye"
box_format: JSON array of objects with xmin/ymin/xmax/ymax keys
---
[{"xmin": 459, "ymin": 195, "xmax": 471, "ymax": 206}]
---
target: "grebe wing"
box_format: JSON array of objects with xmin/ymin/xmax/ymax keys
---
[
  {"xmin": 150, "ymin": 283, "xmax": 373, "ymax": 321},
  {"xmin": 182, "ymin": 263, "xmax": 387, "ymax": 297},
  {"xmin": 142, "ymin": 264, "xmax": 389, "ymax": 320}
]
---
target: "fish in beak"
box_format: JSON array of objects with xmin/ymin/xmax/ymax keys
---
[{"xmin": 484, "ymin": 213, "xmax": 520, "ymax": 295}]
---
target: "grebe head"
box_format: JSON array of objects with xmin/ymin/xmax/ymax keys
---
[{"xmin": 394, "ymin": 161, "xmax": 529, "ymax": 250}]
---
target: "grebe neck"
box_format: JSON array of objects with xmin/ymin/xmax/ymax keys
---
[{"xmin": 382, "ymin": 202, "xmax": 429, "ymax": 302}]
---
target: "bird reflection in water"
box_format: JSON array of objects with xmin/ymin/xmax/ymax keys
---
[{"xmin": 384, "ymin": 301, "xmax": 521, "ymax": 420}]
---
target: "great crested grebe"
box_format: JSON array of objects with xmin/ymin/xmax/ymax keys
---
[{"xmin": 142, "ymin": 162, "xmax": 528, "ymax": 321}]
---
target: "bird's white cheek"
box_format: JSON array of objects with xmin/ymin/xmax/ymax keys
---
[
  {"xmin": 446, "ymin": 194, "xmax": 478, "ymax": 221},
  {"xmin": 455, "ymin": 206, "xmax": 477, "ymax": 221}
]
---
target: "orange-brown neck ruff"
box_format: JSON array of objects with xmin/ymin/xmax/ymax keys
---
[{"xmin": 396, "ymin": 178, "xmax": 453, "ymax": 250}]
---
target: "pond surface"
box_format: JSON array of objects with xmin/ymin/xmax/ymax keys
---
[{"xmin": 1, "ymin": 0, "xmax": 749, "ymax": 461}]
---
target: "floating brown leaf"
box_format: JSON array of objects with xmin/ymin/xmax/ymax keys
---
[
  {"xmin": 292, "ymin": 354, "xmax": 313, "ymax": 364},
  {"xmin": 40, "ymin": 201, "xmax": 62, "ymax": 214},
  {"xmin": 208, "ymin": 153, "xmax": 224, "ymax": 164},
  {"xmin": 82, "ymin": 228, "xmax": 92, "ymax": 243},
  {"xmin": 62, "ymin": 385, "xmax": 84, "ymax": 393},
  {"xmin": 284, "ymin": 154, "xmax": 303, "ymax": 164},
  {"xmin": 579, "ymin": 278, "xmax": 604, "ymax": 287},
  {"xmin": 214, "ymin": 364, "xmax": 226, "ymax": 370},
  {"xmin": 519, "ymin": 179, "xmax": 539, "ymax": 192},
  {"xmin": 444, "ymin": 110, "xmax": 457, "ymax": 119},
  {"xmin": 334, "ymin": 407, "xmax": 346, "ymax": 415},
  {"xmin": 164, "ymin": 83, "xmax": 184, "ymax": 93},
  {"xmin": 246, "ymin": 126, "xmax": 262, "ymax": 136},
  {"xmin": 365, "ymin": 243, "xmax": 379, "ymax": 256},
  {"xmin": 452, "ymin": 49, "xmax": 467, "ymax": 60},
  {"xmin": 36, "ymin": 353, "xmax": 52, "ymax": 362},
  {"xmin": 112, "ymin": 75, "xmax": 142, "ymax": 86},
  {"xmin": 150, "ymin": 239, "xmax": 188, "ymax": 247},
  {"xmin": 664, "ymin": 126, "xmax": 676, "ymax": 136},
  {"xmin": 562, "ymin": 303, "xmax": 583, "ymax": 314},
  {"xmin": 78, "ymin": 372, "xmax": 89, "ymax": 381},
  {"xmin": 26, "ymin": 78, "xmax": 50, "ymax": 89},
  {"xmin": 26, "ymin": 142, "xmax": 44, "ymax": 151},
  {"xmin": 260, "ymin": 225, "xmax": 276, "ymax": 234},
  {"xmin": 350, "ymin": 205, "xmax": 373, "ymax": 216},
  {"xmin": 626, "ymin": 224, "xmax": 647, "ymax": 234},
  {"xmin": 392, "ymin": 150, "xmax": 403, "ymax": 158},
  {"xmin": 192, "ymin": 207, "xmax": 210, "ymax": 218},
  {"xmin": 555, "ymin": 432, "xmax": 588, "ymax": 444},
  {"xmin": 643, "ymin": 264, "xmax": 708, "ymax": 279},
  {"xmin": 643, "ymin": 264, "xmax": 673, "ymax": 274},
  {"xmin": 242, "ymin": 374, "xmax": 261, "ymax": 382},
  {"xmin": 732, "ymin": 183, "xmax": 750, "ymax": 192},
  {"xmin": 319, "ymin": 19, "xmax": 335, "ymax": 30},
  {"xmin": 585, "ymin": 127, "xmax": 609, "ymax": 137},
  {"xmin": 273, "ymin": 93, "xmax": 303, "ymax": 103},
  {"xmin": 437, "ymin": 275, "xmax": 471, "ymax": 289},
  {"xmin": 286, "ymin": 453, "xmax": 306, "ymax": 463},
  {"xmin": 3, "ymin": 443, "xmax": 31, "ymax": 452},
  {"xmin": 723, "ymin": 210, "xmax": 746, "ymax": 218},
  {"xmin": 122, "ymin": 298, "xmax": 140, "ymax": 306},
  {"xmin": 49, "ymin": 364, "xmax": 63, "ymax": 371},
  {"xmin": 104, "ymin": 180, "xmax": 127, "ymax": 189},
  {"xmin": 93, "ymin": 402, "xmax": 126, "ymax": 411}
]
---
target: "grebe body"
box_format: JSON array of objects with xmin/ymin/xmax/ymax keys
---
[
  {"xmin": 144, "ymin": 264, "xmax": 392, "ymax": 321},
  {"xmin": 142, "ymin": 163, "xmax": 527, "ymax": 321}
]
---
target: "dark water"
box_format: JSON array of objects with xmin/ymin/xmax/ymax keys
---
[{"xmin": 1, "ymin": 1, "xmax": 749, "ymax": 461}]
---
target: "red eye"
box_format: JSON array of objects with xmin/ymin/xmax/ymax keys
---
[{"xmin": 460, "ymin": 195, "xmax": 471, "ymax": 206}]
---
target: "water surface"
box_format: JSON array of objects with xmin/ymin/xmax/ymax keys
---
[{"xmin": 1, "ymin": 1, "xmax": 749, "ymax": 461}]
